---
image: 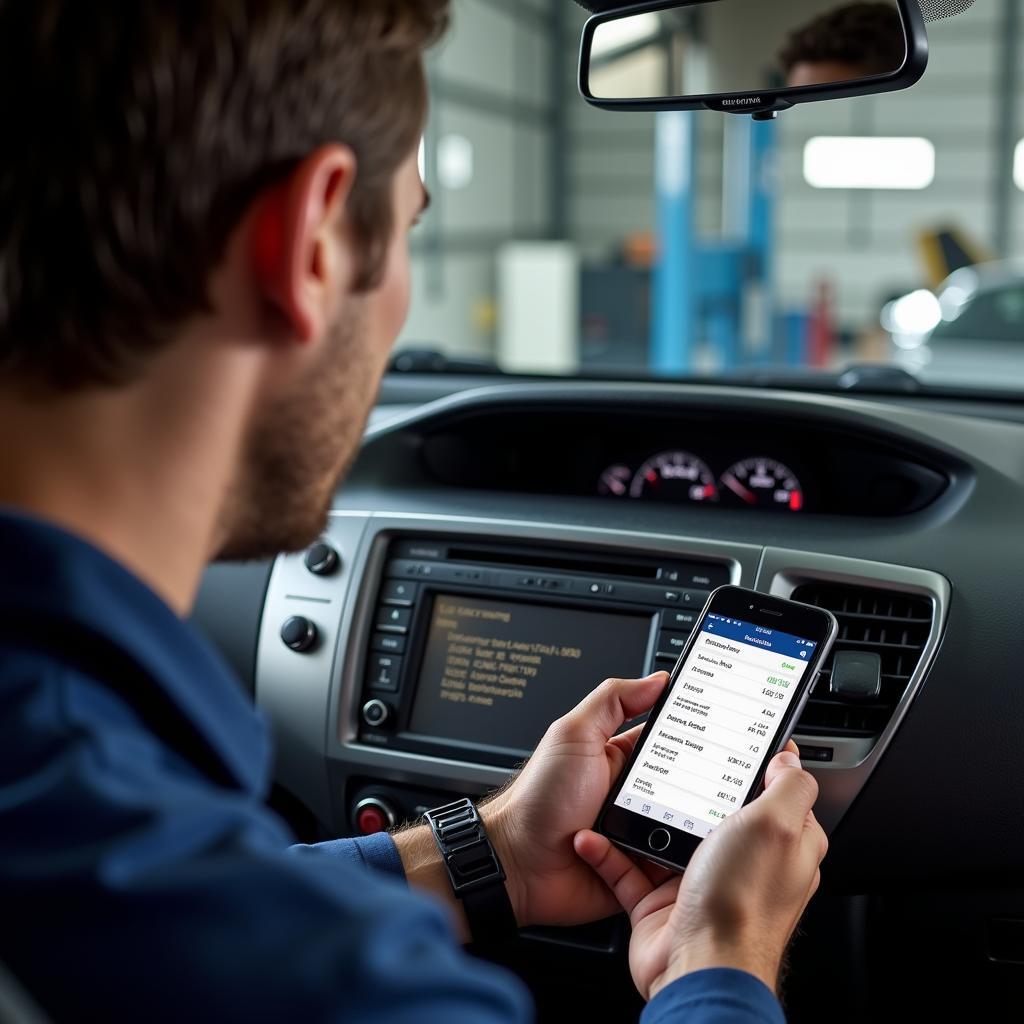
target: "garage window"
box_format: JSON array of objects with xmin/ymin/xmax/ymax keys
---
[{"xmin": 802, "ymin": 136, "xmax": 936, "ymax": 190}]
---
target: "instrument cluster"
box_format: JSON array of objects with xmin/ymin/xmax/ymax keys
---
[{"xmin": 598, "ymin": 451, "xmax": 805, "ymax": 512}]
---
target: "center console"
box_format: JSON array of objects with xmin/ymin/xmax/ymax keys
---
[
  {"xmin": 358, "ymin": 539, "xmax": 732, "ymax": 768},
  {"xmin": 255, "ymin": 511, "xmax": 947, "ymax": 863}
]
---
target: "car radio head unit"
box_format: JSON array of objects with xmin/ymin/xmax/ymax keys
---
[
  {"xmin": 354, "ymin": 538, "xmax": 734, "ymax": 768},
  {"xmin": 410, "ymin": 593, "xmax": 652, "ymax": 754}
]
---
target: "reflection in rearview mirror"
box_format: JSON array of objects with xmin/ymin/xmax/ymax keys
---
[{"xmin": 584, "ymin": 0, "xmax": 924, "ymax": 116}]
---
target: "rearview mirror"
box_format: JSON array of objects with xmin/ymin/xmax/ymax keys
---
[{"xmin": 579, "ymin": 0, "xmax": 928, "ymax": 119}]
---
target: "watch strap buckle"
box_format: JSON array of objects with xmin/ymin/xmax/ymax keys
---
[{"xmin": 424, "ymin": 798, "xmax": 507, "ymax": 897}]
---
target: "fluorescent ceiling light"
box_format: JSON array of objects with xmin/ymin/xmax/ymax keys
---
[
  {"xmin": 803, "ymin": 136, "xmax": 936, "ymax": 190},
  {"xmin": 591, "ymin": 13, "xmax": 660, "ymax": 58},
  {"xmin": 438, "ymin": 134, "xmax": 474, "ymax": 191},
  {"xmin": 1015, "ymin": 138, "xmax": 1024, "ymax": 192}
]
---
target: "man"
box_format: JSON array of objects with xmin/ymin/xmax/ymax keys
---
[
  {"xmin": 0, "ymin": 2, "xmax": 827, "ymax": 1021},
  {"xmin": 780, "ymin": 2, "xmax": 907, "ymax": 88}
]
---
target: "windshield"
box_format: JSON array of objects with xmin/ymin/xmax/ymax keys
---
[{"xmin": 402, "ymin": 0, "xmax": 1023, "ymax": 392}]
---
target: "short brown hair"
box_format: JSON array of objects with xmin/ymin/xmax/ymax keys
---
[
  {"xmin": 779, "ymin": 2, "xmax": 905, "ymax": 77},
  {"xmin": 0, "ymin": 1, "xmax": 449, "ymax": 389}
]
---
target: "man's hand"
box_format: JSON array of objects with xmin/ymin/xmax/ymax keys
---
[
  {"xmin": 481, "ymin": 672, "xmax": 671, "ymax": 930},
  {"xmin": 573, "ymin": 745, "xmax": 827, "ymax": 998}
]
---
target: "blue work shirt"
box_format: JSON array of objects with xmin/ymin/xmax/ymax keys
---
[{"xmin": 0, "ymin": 509, "xmax": 784, "ymax": 1023}]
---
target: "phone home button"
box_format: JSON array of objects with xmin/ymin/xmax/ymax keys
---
[{"xmin": 648, "ymin": 828, "xmax": 671, "ymax": 853}]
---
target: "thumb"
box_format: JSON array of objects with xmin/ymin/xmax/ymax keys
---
[
  {"xmin": 758, "ymin": 758, "xmax": 820, "ymax": 828},
  {"xmin": 562, "ymin": 673, "xmax": 669, "ymax": 743},
  {"xmin": 764, "ymin": 747, "xmax": 802, "ymax": 788},
  {"xmin": 574, "ymin": 830, "xmax": 658, "ymax": 922}
]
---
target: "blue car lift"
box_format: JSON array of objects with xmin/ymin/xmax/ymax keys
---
[{"xmin": 651, "ymin": 111, "xmax": 779, "ymax": 376}]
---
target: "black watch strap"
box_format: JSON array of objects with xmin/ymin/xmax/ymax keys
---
[{"xmin": 424, "ymin": 798, "xmax": 518, "ymax": 946}]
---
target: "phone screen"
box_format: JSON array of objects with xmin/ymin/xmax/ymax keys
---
[{"xmin": 613, "ymin": 612, "xmax": 818, "ymax": 839}]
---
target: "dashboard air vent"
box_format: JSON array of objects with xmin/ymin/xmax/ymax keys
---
[{"xmin": 791, "ymin": 582, "xmax": 933, "ymax": 738}]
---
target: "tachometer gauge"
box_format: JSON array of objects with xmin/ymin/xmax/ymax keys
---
[
  {"xmin": 720, "ymin": 458, "xmax": 804, "ymax": 512},
  {"xmin": 598, "ymin": 465, "xmax": 632, "ymax": 497},
  {"xmin": 630, "ymin": 451, "xmax": 718, "ymax": 503}
]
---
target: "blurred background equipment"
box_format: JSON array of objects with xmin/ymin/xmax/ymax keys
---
[
  {"xmin": 885, "ymin": 261, "xmax": 1024, "ymax": 383},
  {"xmin": 917, "ymin": 225, "xmax": 993, "ymax": 289}
]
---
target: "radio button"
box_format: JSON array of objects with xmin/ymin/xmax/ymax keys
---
[
  {"xmin": 376, "ymin": 607, "xmax": 412, "ymax": 633},
  {"xmin": 369, "ymin": 654, "xmax": 402, "ymax": 691},
  {"xmin": 280, "ymin": 616, "xmax": 318, "ymax": 653},
  {"xmin": 372, "ymin": 633, "xmax": 406, "ymax": 655},
  {"xmin": 362, "ymin": 699, "xmax": 391, "ymax": 728},
  {"xmin": 680, "ymin": 589, "xmax": 710, "ymax": 609},
  {"xmin": 661, "ymin": 609, "xmax": 697, "ymax": 631},
  {"xmin": 663, "ymin": 591, "xmax": 681, "ymax": 603},
  {"xmin": 304, "ymin": 543, "xmax": 340, "ymax": 577},
  {"xmin": 382, "ymin": 580, "xmax": 418, "ymax": 606},
  {"xmin": 658, "ymin": 631, "xmax": 691, "ymax": 658}
]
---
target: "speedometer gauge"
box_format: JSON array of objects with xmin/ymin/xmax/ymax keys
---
[
  {"xmin": 630, "ymin": 451, "xmax": 718, "ymax": 503},
  {"xmin": 598, "ymin": 465, "xmax": 632, "ymax": 497},
  {"xmin": 720, "ymin": 458, "xmax": 804, "ymax": 512}
]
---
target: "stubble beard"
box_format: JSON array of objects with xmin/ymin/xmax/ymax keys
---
[{"xmin": 215, "ymin": 302, "xmax": 378, "ymax": 562}]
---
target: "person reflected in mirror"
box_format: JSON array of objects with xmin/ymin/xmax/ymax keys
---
[{"xmin": 780, "ymin": 2, "xmax": 906, "ymax": 88}]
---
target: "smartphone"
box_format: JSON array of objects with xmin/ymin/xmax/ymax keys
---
[{"xmin": 596, "ymin": 585, "xmax": 838, "ymax": 872}]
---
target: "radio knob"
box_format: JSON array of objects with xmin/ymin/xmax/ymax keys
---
[
  {"xmin": 304, "ymin": 543, "xmax": 340, "ymax": 577},
  {"xmin": 362, "ymin": 699, "xmax": 391, "ymax": 728},
  {"xmin": 354, "ymin": 797, "xmax": 397, "ymax": 835},
  {"xmin": 280, "ymin": 616, "xmax": 318, "ymax": 653}
]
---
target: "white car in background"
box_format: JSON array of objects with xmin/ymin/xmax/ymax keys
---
[{"xmin": 886, "ymin": 261, "xmax": 1024, "ymax": 388}]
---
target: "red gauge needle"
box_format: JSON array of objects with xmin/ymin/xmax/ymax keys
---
[{"xmin": 722, "ymin": 473, "xmax": 757, "ymax": 505}]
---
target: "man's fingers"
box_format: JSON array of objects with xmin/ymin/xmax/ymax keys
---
[
  {"xmin": 812, "ymin": 812, "xmax": 829, "ymax": 860},
  {"xmin": 607, "ymin": 722, "xmax": 645, "ymax": 762},
  {"xmin": 639, "ymin": 858, "xmax": 675, "ymax": 889},
  {"xmin": 764, "ymin": 745, "xmax": 802, "ymax": 787},
  {"xmin": 574, "ymin": 830, "xmax": 657, "ymax": 920},
  {"xmin": 561, "ymin": 673, "xmax": 668, "ymax": 743},
  {"xmin": 770, "ymin": 745, "xmax": 815, "ymax": 790},
  {"xmin": 757, "ymin": 756, "xmax": 820, "ymax": 832}
]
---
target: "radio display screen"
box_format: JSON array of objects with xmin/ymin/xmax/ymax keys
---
[{"xmin": 408, "ymin": 594, "xmax": 653, "ymax": 754}]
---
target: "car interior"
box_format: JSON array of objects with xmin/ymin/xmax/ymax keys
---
[{"xmin": 177, "ymin": 0, "xmax": 1024, "ymax": 1020}]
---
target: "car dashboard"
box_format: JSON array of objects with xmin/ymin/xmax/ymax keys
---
[{"xmin": 193, "ymin": 378, "xmax": 1024, "ymax": 1019}]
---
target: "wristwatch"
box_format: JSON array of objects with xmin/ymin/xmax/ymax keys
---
[{"xmin": 424, "ymin": 797, "xmax": 519, "ymax": 946}]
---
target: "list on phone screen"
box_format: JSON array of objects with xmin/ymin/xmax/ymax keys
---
[{"xmin": 615, "ymin": 613, "xmax": 816, "ymax": 839}]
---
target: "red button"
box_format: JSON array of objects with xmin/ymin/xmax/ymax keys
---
[{"xmin": 356, "ymin": 806, "xmax": 389, "ymax": 835}]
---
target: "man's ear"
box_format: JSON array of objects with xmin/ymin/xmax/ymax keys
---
[{"xmin": 250, "ymin": 145, "xmax": 357, "ymax": 343}]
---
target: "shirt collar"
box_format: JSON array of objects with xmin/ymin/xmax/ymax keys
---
[{"xmin": 0, "ymin": 506, "xmax": 270, "ymax": 794}]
